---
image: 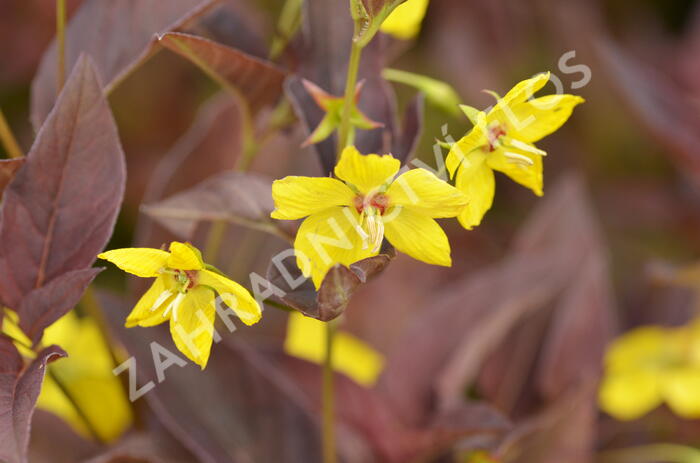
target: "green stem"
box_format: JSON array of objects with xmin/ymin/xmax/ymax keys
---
[
  {"xmin": 322, "ymin": 320, "xmax": 338, "ymax": 463},
  {"xmin": 204, "ymin": 220, "xmax": 227, "ymax": 262},
  {"xmin": 598, "ymin": 444, "xmax": 700, "ymax": 463},
  {"xmin": 0, "ymin": 109, "xmax": 23, "ymax": 159},
  {"xmin": 269, "ymin": 0, "xmax": 303, "ymax": 60},
  {"xmin": 56, "ymin": 0, "xmax": 66, "ymax": 94},
  {"xmin": 235, "ymin": 98, "xmax": 293, "ymax": 172},
  {"xmin": 336, "ymin": 40, "xmax": 363, "ymax": 157}
]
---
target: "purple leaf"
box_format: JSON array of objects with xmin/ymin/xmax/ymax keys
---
[
  {"xmin": 133, "ymin": 94, "xmax": 243, "ymax": 248},
  {"xmin": 98, "ymin": 293, "xmax": 322, "ymax": 463},
  {"xmin": 0, "ymin": 338, "xmax": 66, "ymax": 463},
  {"xmin": 141, "ymin": 171, "xmax": 289, "ymax": 241},
  {"xmin": 18, "ymin": 267, "xmax": 102, "ymax": 345},
  {"xmin": 392, "ymin": 93, "xmax": 424, "ymax": 164},
  {"xmin": 0, "ymin": 56, "xmax": 125, "ymax": 310},
  {"xmin": 158, "ymin": 32, "xmax": 287, "ymax": 113},
  {"xmin": 0, "ymin": 159, "xmax": 25, "ymax": 199},
  {"xmin": 30, "ymin": 0, "xmax": 220, "ymax": 129},
  {"xmin": 28, "ymin": 411, "xmax": 100, "ymax": 463},
  {"xmin": 595, "ymin": 39, "xmax": 700, "ymax": 181},
  {"xmin": 267, "ymin": 244, "xmax": 395, "ymax": 321},
  {"xmin": 281, "ymin": 355, "xmax": 510, "ymax": 462},
  {"xmin": 379, "ymin": 175, "xmax": 614, "ymax": 429}
]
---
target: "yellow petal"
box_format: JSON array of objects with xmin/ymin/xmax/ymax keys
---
[
  {"xmin": 380, "ymin": 0, "xmax": 429, "ymax": 40},
  {"xmin": 271, "ymin": 176, "xmax": 355, "ymax": 220},
  {"xmin": 125, "ymin": 275, "xmax": 173, "ymax": 328},
  {"xmin": 663, "ymin": 368, "xmax": 700, "ymax": 418},
  {"xmin": 383, "ymin": 206, "xmax": 451, "ymax": 266},
  {"xmin": 387, "ymin": 168, "xmax": 467, "ymax": 218},
  {"xmin": 169, "ymin": 286, "xmax": 216, "ymax": 368},
  {"xmin": 455, "ymin": 152, "xmax": 495, "ymax": 230},
  {"xmin": 598, "ymin": 370, "xmax": 662, "ymax": 420},
  {"xmin": 459, "ymin": 104, "xmax": 481, "ymax": 125},
  {"xmin": 167, "ymin": 241, "xmax": 205, "ymax": 270},
  {"xmin": 284, "ymin": 312, "xmax": 385, "ymax": 386},
  {"xmin": 688, "ymin": 319, "xmax": 700, "ymax": 365},
  {"xmin": 38, "ymin": 312, "xmax": 133, "ymax": 442},
  {"xmin": 1, "ymin": 309, "xmax": 33, "ymax": 357},
  {"xmin": 334, "ymin": 146, "xmax": 400, "ymax": 195},
  {"xmin": 445, "ymin": 116, "xmax": 488, "ymax": 178},
  {"xmin": 604, "ymin": 326, "xmax": 671, "ymax": 373},
  {"xmin": 494, "ymin": 72, "xmax": 551, "ymax": 112},
  {"xmin": 198, "ymin": 269, "xmax": 262, "ymax": 326},
  {"xmin": 98, "ymin": 248, "xmax": 169, "ymax": 277},
  {"xmin": 508, "ymin": 94, "xmax": 585, "ymax": 143},
  {"xmin": 487, "ymin": 147, "xmax": 543, "ymax": 196},
  {"xmin": 295, "ymin": 206, "xmax": 376, "ymax": 289}
]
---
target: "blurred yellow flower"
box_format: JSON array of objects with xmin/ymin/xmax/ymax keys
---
[
  {"xmin": 284, "ymin": 311, "xmax": 384, "ymax": 386},
  {"xmin": 98, "ymin": 241, "xmax": 261, "ymax": 368},
  {"xmin": 271, "ymin": 146, "xmax": 467, "ymax": 288},
  {"xmin": 380, "ymin": 0, "xmax": 429, "ymax": 39},
  {"xmin": 446, "ymin": 73, "xmax": 584, "ymax": 229},
  {"xmin": 38, "ymin": 312, "xmax": 133, "ymax": 442},
  {"xmin": 599, "ymin": 322, "xmax": 700, "ymax": 420},
  {"xmin": 2, "ymin": 310, "xmax": 132, "ymax": 442}
]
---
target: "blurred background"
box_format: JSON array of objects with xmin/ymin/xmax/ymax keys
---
[{"xmin": 2, "ymin": 0, "xmax": 700, "ymax": 461}]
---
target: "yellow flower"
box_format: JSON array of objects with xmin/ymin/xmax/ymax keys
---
[
  {"xmin": 98, "ymin": 241, "xmax": 262, "ymax": 368},
  {"xmin": 599, "ymin": 322, "xmax": 700, "ymax": 420},
  {"xmin": 38, "ymin": 312, "xmax": 133, "ymax": 442},
  {"xmin": 380, "ymin": 0, "xmax": 429, "ymax": 39},
  {"xmin": 2, "ymin": 310, "xmax": 132, "ymax": 442},
  {"xmin": 284, "ymin": 311, "xmax": 384, "ymax": 386},
  {"xmin": 445, "ymin": 73, "xmax": 584, "ymax": 229},
  {"xmin": 271, "ymin": 146, "xmax": 468, "ymax": 288}
]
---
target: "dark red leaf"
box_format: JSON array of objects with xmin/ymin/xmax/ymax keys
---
[
  {"xmin": 98, "ymin": 293, "xmax": 322, "ymax": 463},
  {"xmin": 28, "ymin": 411, "xmax": 100, "ymax": 463},
  {"xmin": 595, "ymin": 39, "xmax": 700, "ymax": 181},
  {"xmin": 18, "ymin": 268, "xmax": 102, "ymax": 345},
  {"xmin": 133, "ymin": 95, "xmax": 243, "ymax": 249},
  {"xmin": 535, "ymin": 254, "xmax": 615, "ymax": 399},
  {"xmin": 379, "ymin": 175, "xmax": 614, "ymax": 427},
  {"xmin": 30, "ymin": 0, "xmax": 220, "ymax": 128},
  {"xmin": 0, "ymin": 159, "xmax": 25, "ymax": 199},
  {"xmin": 281, "ymin": 355, "xmax": 510, "ymax": 463},
  {"xmin": 0, "ymin": 56, "xmax": 125, "ymax": 310},
  {"xmin": 494, "ymin": 384, "xmax": 598, "ymax": 463},
  {"xmin": 267, "ymin": 244, "xmax": 395, "ymax": 321},
  {"xmin": 141, "ymin": 171, "xmax": 290, "ymax": 241},
  {"xmin": 358, "ymin": 0, "xmax": 405, "ymax": 17},
  {"xmin": 0, "ymin": 338, "xmax": 66, "ymax": 463},
  {"xmin": 392, "ymin": 93, "xmax": 424, "ymax": 164},
  {"xmin": 81, "ymin": 428, "xmax": 196, "ymax": 463},
  {"xmin": 158, "ymin": 32, "xmax": 287, "ymax": 113}
]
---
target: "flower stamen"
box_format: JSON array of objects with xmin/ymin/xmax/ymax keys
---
[
  {"xmin": 364, "ymin": 207, "xmax": 384, "ymax": 252},
  {"xmin": 151, "ymin": 290, "xmax": 173, "ymax": 312},
  {"xmin": 354, "ymin": 193, "xmax": 389, "ymax": 252},
  {"xmin": 503, "ymin": 151, "xmax": 535, "ymax": 167},
  {"xmin": 163, "ymin": 292, "xmax": 186, "ymax": 321}
]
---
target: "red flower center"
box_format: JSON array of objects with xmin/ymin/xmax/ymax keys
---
[
  {"xmin": 486, "ymin": 124, "xmax": 507, "ymax": 152},
  {"xmin": 354, "ymin": 193, "xmax": 389, "ymax": 215},
  {"xmin": 175, "ymin": 269, "xmax": 198, "ymax": 290}
]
